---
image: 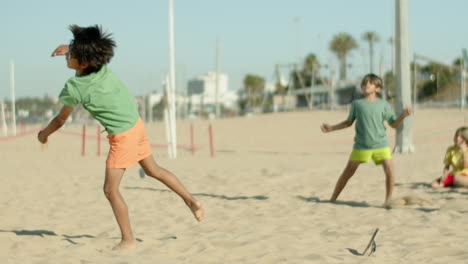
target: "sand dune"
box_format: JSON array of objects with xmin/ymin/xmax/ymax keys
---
[{"xmin": 1, "ymin": 109, "xmax": 468, "ymax": 263}]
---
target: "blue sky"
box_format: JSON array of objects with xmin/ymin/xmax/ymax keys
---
[{"xmin": 1, "ymin": 0, "xmax": 467, "ymax": 99}]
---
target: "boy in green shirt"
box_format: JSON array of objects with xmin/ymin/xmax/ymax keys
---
[
  {"xmin": 321, "ymin": 73, "xmax": 412, "ymax": 207},
  {"xmin": 38, "ymin": 25, "xmax": 204, "ymax": 250}
]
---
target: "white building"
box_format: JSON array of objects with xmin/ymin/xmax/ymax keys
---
[
  {"xmin": 142, "ymin": 92, "xmax": 163, "ymax": 122},
  {"xmin": 187, "ymin": 72, "xmax": 238, "ymax": 113}
]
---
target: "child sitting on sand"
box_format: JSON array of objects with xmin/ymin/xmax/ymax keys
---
[
  {"xmin": 321, "ymin": 73, "xmax": 412, "ymax": 207},
  {"xmin": 432, "ymin": 126, "xmax": 468, "ymax": 187},
  {"xmin": 37, "ymin": 25, "xmax": 204, "ymax": 250}
]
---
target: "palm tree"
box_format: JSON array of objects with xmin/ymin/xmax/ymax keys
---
[
  {"xmin": 362, "ymin": 31, "xmax": 380, "ymax": 73},
  {"xmin": 329, "ymin": 33, "xmax": 358, "ymax": 81},
  {"xmin": 303, "ymin": 53, "xmax": 321, "ymax": 88},
  {"xmin": 304, "ymin": 53, "xmax": 321, "ymax": 76},
  {"xmin": 243, "ymin": 74, "xmax": 265, "ymax": 108}
]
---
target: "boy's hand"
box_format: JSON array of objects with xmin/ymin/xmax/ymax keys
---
[
  {"xmin": 440, "ymin": 174, "xmax": 446, "ymax": 182},
  {"xmin": 37, "ymin": 131, "xmax": 48, "ymax": 144},
  {"xmin": 321, "ymin": 123, "xmax": 332, "ymax": 133},
  {"xmin": 458, "ymin": 140, "xmax": 468, "ymax": 152},
  {"xmin": 402, "ymin": 106, "xmax": 412, "ymax": 117},
  {"xmin": 51, "ymin": 45, "xmax": 69, "ymax": 57}
]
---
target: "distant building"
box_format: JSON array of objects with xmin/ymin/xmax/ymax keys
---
[
  {"xmin": 140, "ymin": 92, "xmax": 163, "ymax": 122},
  {"xmin": 284, "ymin": 80, "xmax": 361, "ymax": 109},
  {"xmin": 187, "ymin": 72, "xmax": 239, "ymax": 114}
]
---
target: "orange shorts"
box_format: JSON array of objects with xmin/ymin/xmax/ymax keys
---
[{"xmin": 106, "ymin": 118, "xmax": 152, "ymax": 168}]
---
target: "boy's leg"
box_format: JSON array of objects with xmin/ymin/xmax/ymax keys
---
[
  {"xmin": 381, "ymin": 159, "xmax": 395, "ymax": 206},
  {"xmin": 139, "ymin": 155, "xmax": 205, "ymax": 221},
  {"xmin": 453, "ymin": 173, "xmax": 468, "ymax": 187},
  {"xmin": 104, "ymin": 168, "xmax": 137, "ymax": 249},
  {"xmin": 330, "ymin": 160, "xmax": 360, "ymax": 202}
]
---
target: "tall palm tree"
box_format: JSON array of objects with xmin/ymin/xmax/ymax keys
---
[
  {"xmin": 243, "ymin": 74, "xmax": 265, "ymax": 108},
  {"xmin": 329, "ymin": 33, "xmax": 358, "ymax": 81},
  {"xmin": 362, "ymin": 31, "xmax": 380, "ymax": 73},
  {"xmin": 303, "ymin": 53, "xmax": 321, "ymax": 89},
  {"xmin": 304, "ymin": 53, "xmax": 321, "ymax": 76}
]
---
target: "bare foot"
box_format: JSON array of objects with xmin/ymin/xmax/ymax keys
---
[
  {"xmin": 113, "ymin": 239, "xmax": 138, "ymax": 250},
  {"xmin": 188, "ymin": 200, "xmax": 205, "ymax": 222},
  {"xmin": 383, "ymin": 200, "xmax": 392, "ymax": 209}
]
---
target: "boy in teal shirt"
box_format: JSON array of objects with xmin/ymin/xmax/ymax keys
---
[
  {"xmin": 38, "ymin": 25, "xmax": 204, "ymax": 250},
  {"xmin": 321, "ymin": 73, "xmax": 411, "ymax": 207}
]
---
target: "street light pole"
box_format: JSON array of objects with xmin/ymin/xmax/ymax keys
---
[
  {"xmin": 462, "ymin": 54, "xmax": 466, "ymax": 110},
  {"xmin": 168, "ymin": 0, "xmax": 177, "ymax": 158},
  {"xmin": 394, "ymin": 0, "xmax": 414, "ymax": 153},
  {"xmin": 215, "ymin": 39, "xmax": 220, "ymax": 118}
]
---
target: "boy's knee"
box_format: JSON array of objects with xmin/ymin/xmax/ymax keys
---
[{"xmin": 103, "ymin": 186, "xmax": 117, "ymax": 200}]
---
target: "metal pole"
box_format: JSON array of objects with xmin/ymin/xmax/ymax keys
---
[
  {"xmin": 462, "ymin": 55, "xmax": 466, "ymax": 110},
  {"xmin": 168, "ymin": 0, "xmax": 177, "ymax": 158},
  {"xmin": 328, "ymin": 66, "xmax": 335, "ymax": 110},
  {"xmin": 146, "ymin": 95, "xmax": 152, "ymax": 123},
  {"xmin": 294, "ymin": 17, "xmax": 300, "ymax": 64},
  {"xmin": 380, "ymin": 49, "xmax": 386, "ymax": 100},
  {"xmin": 394, "ymin": 0, "xmax": 414, "ymax": 153},
  {"xmin": 215, "ymin": 39, "xmax": 220, "ymax": 118},
  {"xmin": 163, "ymin": 76, "xmax": 174, "ymax": 158},
  {"xmin": 309, "ymin": 66, "xmax": 315, "ymax": 110},
  {"xmin": 370, "ymin": 39, "xmax": 374, "ymax": 73},
  {"xmin": 10, "ymin": 61, "xmax": 16, "ymax": 136},
  {"xmin": 412, "ymin": 54, "xmax": 417, "ymax": 109},
  {"xmin": 141, "ymin": 95, "xmax": 147, "ymax": 123},
  {"xmin": 0, "ymin": 100, "xmax": 7, "ymax": 136}
]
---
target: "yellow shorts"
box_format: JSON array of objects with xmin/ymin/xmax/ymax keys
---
[
  {"xmin": 349, "ymin": 147, "xmax": 392, "ymax": 165},
  {"xmin": 106, "ymin": 118, "xmax": 152, "ymax": 169}
]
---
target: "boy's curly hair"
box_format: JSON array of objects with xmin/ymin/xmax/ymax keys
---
[{"xmin": 68, "ymin": 25, "xmax": 116, "ymax": 75}]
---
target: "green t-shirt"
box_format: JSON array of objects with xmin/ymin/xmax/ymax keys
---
[
  {"xmin": 346, "ymin": 98, "xmax": 397, "ymax": 150},
  {"xmin": 59, "ymin": 65, "xmax": 139, "ymax": 135}
]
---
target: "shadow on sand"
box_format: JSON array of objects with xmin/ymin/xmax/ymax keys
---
[
  {"xmin": 296, "ymin": 196, "xmax": 375, "ymax": 208},
  {"xmin": 0, "ymin": 229, "xmax": 59, "ymax": 237},
  {"xmin": 394, "ymin": 182, "xmax": 432, "ymax": 189},
  {"xmin": 296, "ymin": 196, "xmax": 444, "ymax": 213},
  {"xmin": 125, "ymin": 186, "xmax": 269, "ymax": 201},
  {"xmin": 0, "ymin": 229, "xmax": 145, "ymax": 244},
  {"xmin": 395, "ymin": 182, "xmax": 468, "ymax": 197},
  {"xmin": 0, "ymin": 229, "xmax": 96, "ymax": 245}
]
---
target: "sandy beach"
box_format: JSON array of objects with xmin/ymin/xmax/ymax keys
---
[{"xmin": 1, "ymin": 108, "xmax": 468, "ymax": 263}]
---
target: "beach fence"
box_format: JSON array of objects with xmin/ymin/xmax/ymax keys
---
[
  {"xmin": 57, "ymin": 121, "xmax": 216, "ymax": 158},
  {"xmin": 0, "ymin": 122, "xmax": 39, "ymax": 142}
]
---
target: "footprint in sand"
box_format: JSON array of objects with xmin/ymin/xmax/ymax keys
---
[{"xmin": 390, "ymin": 196, "xmax": 433, "ymax": 207}]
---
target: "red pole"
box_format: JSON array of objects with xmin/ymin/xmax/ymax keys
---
[
  {"xmin": 190, "ymin": 123, "xmax": 195, "ymax": 155},
  {"xmin": 97, "ymin": 125, "xmax": 101, "ymax": 157},
  {"xmin": 208, "ymin": 124, "xmax": 214, "ymax": 158},
  {"xmin": 82, "ymin": 124, "xmax": 86, "ymax": 156}
]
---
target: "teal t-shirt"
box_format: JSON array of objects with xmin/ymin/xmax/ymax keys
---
[
  {"xmin": 346, "ymin": 98, "xmax": 397, "ymax": 150},
  {"xmin": 58, "ymin": 65, "xmax": 139, "ymax": 135}
]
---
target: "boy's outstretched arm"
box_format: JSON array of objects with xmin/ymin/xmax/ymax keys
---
[
  {"xmin": 38, "ymin": 106, "xmax": 73, "ymax": 144},
  {"xmin": 321, "ymin": 120, "xmax": 353, "ymax": 133},
  {"xmin": 389, "ymin": 106, "xmax": 412, "ymax": 129}
]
